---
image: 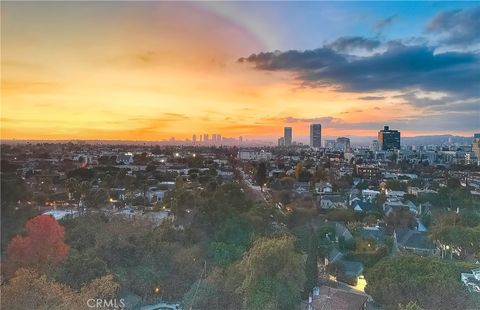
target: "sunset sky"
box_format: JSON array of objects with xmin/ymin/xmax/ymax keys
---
[{"xmin": 1, "ymin": 2, "xmax": 479, "ymax": 141}]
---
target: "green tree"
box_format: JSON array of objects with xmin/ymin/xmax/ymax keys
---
[
  {"xmin": 54, "ymin": 249, "xmax": 108, "ymax": 289},
  {"xmin": 239, "ymin": 235, "xmax": 305, "ymax": 310},
  {"xmin": 255, "ymin": 162, "xmax": 267, "ymax": 187},
  {"xmin": 365, "ymin": 255, "xmax": 473, "ymax": 310},
  {"xmin": 304, "ymin": 228, "xmax": 318, "ymax": 294},
  {"xmin": 398, "ymin": 301, "xmax": 424, "ymax": 310}
]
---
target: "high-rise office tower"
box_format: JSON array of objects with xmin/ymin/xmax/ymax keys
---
[
  {"xmin": 192, "ymin": 134, "xmax": 197, "ymax": 143},
  {"xmin": 310, "ymin": 124, "xmax": 322, "ymax": 148},
  {"xmin": 204, "ymin": 134, "xmax": 209, "ymax": 142},
  {"xmin": 217, "ymin": 134, "xmax": 222, "ymax": 143},
  {"xmin": 284, "ymin": 127, "xmax": 292, "ymax": 146},
  {"xmin": 472, "ymin": 133, "xmax": 480, "ymax": 161},
  {"xmin": 212, "ymin": 134, "xmax": 217, "ymax": 143},
  {"xmin": 239, "ymin": 136, "xmax": 243, "ymax": 143},
  {"xmin": 336, "ymin": 137, "xmax": 350, "ymax": 152},
  {"xmin": 278, "ymin": 137, "xmax": 285, "ymax": 147},
  {"xmin": 378, "ymin": 126, "xmax": 400, "ymax": 150}
]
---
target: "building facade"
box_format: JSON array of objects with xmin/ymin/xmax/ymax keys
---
[
  {"xmin": 310, "ymin": 124, "xmax": 322, "ymax": 148},
  {"xmin": 336, "ymin": 137, "xmax": 350, "ymax": 152},
  {"xmin": 284, "ymin": 127, "xmax": 292, "ymax": 146},
  {"xmin": 472, "ymin": 133, "xmax": 480, "ymax": 163},
  {"xmin": 378, "ymin": 126, "xmax": 400, "ymax": 150}
]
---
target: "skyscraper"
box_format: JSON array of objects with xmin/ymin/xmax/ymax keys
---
[
  {"xmin": 284, "ymin": 127, "xmax": 292, "ymax": 146},
  {"xmin": 378, "ymin": 126, "xmax": 400, "ymax": 150},
  {"xmin": 472, "ymin": 133, "xmax": 480, "ymax": 161},
  {"xmin": 204, "ymin": 134, "xmax": 209, "ymax": 142},
  {"xmin": 278, "ymin": 137, "xmax": 285, "ymax": 147},
  {"xmin": 336, "ymin": 137, "xmax": 350, "ymax": 152},
  {"xmin": 310, "ymin": 124, "xmax": 322, "ymax": 148},
  {"xmin": 192, "ymin": 134, "xmax": 197, "ymax": 143}
]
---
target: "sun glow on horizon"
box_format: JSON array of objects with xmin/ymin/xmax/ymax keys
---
[{"xmin": 1, "ymin": 2, "xmax": 478, "ymax": 141}]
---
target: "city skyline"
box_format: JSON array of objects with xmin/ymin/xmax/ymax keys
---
[{"xmin": 2, "ymin": 2, "xmax": 479, "ymax": 141}]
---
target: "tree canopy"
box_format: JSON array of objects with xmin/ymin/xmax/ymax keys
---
[{"xmin": 365, "ymin": 255, "xmax": 474, "ymax": 310}]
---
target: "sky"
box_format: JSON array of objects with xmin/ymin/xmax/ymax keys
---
[{"xmin": 1, "ymin": 1, "xmax": 479, "ymax": 141}]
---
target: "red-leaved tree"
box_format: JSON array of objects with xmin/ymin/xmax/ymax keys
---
[{"xmin": 6, "ymin": 215, "xmax": 70, "ymax": 276}]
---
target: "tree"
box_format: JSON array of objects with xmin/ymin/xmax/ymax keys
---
[
  {"xmin": 66, "ymin": 168, "xmax": 94, "ymax": 180},
  {"xmin": 175, "ymin": 176, "xmax": 185, "ymax": 189},
  {"xmin": 2, "ymin": 268, "xmax": 119, "ymax": 310},
  {"xmin": 398, "ymin": 301, "xmax": 424, "ymax": 310},
  {"xmin": 384, "ymin": 207, "xmax": 416, "ymax": 233},
  {"xmin": 6, "ymin": 215, "xmax": 70, "ymax": 276},
  {"xmin": 208, "ymin": 217, "xmax": 253, "ymax": 266},
  {"xmin": 65, "ymin": 178, "xmax": 81, "ymax": 200},
  {"xmin": 304, "ymin": 228, "xmax": 318, "ymax": 294},
  {"xmin": 295, "ymin": 162, "xmax": 304, "ymax": 180},
  {"xmin": 365, "ymin": 255, "xmax": 473, "ymax": 310},
  {"xmin": 255, "ymin": 162, "xmax": 267, "ymax": 187},
  {"xmin": 54, "ymin": 250, "xmax": 108, "ymax": 289},
  {"xmin": 239, "ymin": 235, "xmax": 306, "ymax": 310}
]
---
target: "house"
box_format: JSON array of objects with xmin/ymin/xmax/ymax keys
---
[
  {"xmin": 333, "ymin": 222, "xmax": 353, "ymax": 242},
  {"xmin": 461, "ymin": 268, "xmax": 480, "ymax": 293},
  {"xmin": 384, "ymin": 199, "xmax": 419, "ymax": 215},
  {"xmin": 238, "ymin": 149, "xmax": 272, "ymax": 161},
  {"xmin": 315, "ymin": 182, "xmax": 333, "ymax": 194},
  {"xmin": 294, "ymin": 182, "xmax": 310, "ymax": 193},
  {"xmin": 116, "ymin": 152, "xmax": 134, "ymax": 165},
  {"xmin": 350, "ymin": 199, "xmax": 375, "ymax": 213},
  {"xmin": 360, "ymin": 226, "xmax": 386, "ymax": 242},
  {"xmin": 338, "ymin": 260, "xmax": 364, "ymax": 286},
  {"xmin": 43, "ymin": 209, "xmax": 79, "ymax": 220},
  {"xmin": 394, "ymin": 228, "xmax": 438, "ymax": 256},
  {"xmin": 356, "ymin": 165, "xmax": 380, "ymax": 179},
  {"xmin": 383, "ymin": 200, "xmax": 408, "ymax": 215},
  {"xmin": 325, "ymin": 248, "xmax": 344, "ymax": 265},
  {"xmin": 362, "ymin": 189, "xmax": 380, "ymax": 201},
  {"xmin": 320, "ymin": 194, "xmax": 348, "ymax": 210},
  {"xmin": 302, "ymin": 286, "xmax": 368, "ymax": 310},
  {"xmin": 146, "ymin": 188, "xmax": 166, "ymax": 203},
  {"xmin": 385, "ymin": 189, "xmax": 406, "ymax": 199}
]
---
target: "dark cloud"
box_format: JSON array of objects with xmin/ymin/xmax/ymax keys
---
[
  {"xmin": 374, "ymin": 14, "xmax": 398, "ymax": 33},
  {"xmin": 238, "ymin": 48, "xmax": 345, "ymax": 71},
  {"xmin": 358, "ymin": 96, "xmax": 386, "ymax": 101},
  {"xmin": 284, "ymin": 116, "xmax": 341, "ymax": 124},
  {"xmin": 327, "ymin": 36, "xmax": 381, "ymax": 52},
  {"xmin": 426, "ymin": 6, "xmax": 480, "ymax": 46},
  {"xmin": 239, "ymin": 44, "xmax": 480, "ymax": 100}
]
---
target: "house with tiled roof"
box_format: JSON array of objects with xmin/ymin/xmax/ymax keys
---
[
  {"xmin": 394, "ymin": 228, "xmax": 438, "ymax": 256},
  {"xmin": 302, "ymin": 286, "xmax": 368, "ymax": 310}
]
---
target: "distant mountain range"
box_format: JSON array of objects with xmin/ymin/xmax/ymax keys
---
[
  {"xmin": 1, "ymin": 134, "xmax": 475, "ymax": 147},
  {"xmin": 401, "ymin": 135, "xmax": 474, "ymax": 145},
  {"xmin": 322, "ymin": 134, "xmax": 474, "ymax": 146}
]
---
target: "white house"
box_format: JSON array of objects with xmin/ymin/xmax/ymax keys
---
[
  {"xmin": 362, "ymin": 189, "xmax": 380, "ymax": 201},
  {"xmin": 461, "ymin": 268, "xmax": 480, "ymax": 293}
]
